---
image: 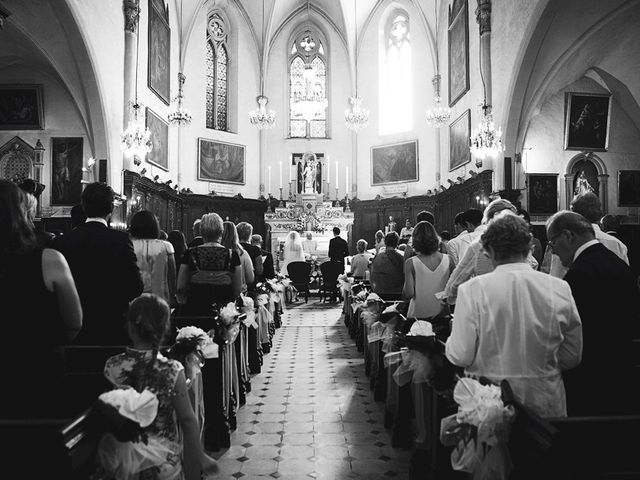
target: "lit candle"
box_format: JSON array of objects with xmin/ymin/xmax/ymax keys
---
[
  {"xmin": 335, "ymin": 160, "xmax": 339, "ymax": 188},
  {"xmin": 279, "ymin": 161, "xmax": 282, "ymax": 189},
  {"xmin": 268, "ymin": 166, "xmax": 272, "ymax": 194},
  {"xmin": 345, "ymin": 166, "xmax": 349, "ymax": 195},
  {"xmin": 288, "ymin": 155, "xmax": 292, "ymax": 182},
  {"xmin": 326, "ymin": 155, "xmax": 330, "ymax": 183}
]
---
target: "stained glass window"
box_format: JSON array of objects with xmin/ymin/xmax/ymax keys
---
[
  {"xmin": 289, "ymin": 29, "xmax": 328, "ymax": 138},
  {"xmin": 206, "ymin": 13, "xmax": 228, "ymax": 131},
  {"xmin": 379, "ymin": 12, "xmax": 412, "ymax": 135}
]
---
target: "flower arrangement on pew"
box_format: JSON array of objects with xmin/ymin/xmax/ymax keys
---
[
  {"xmin": 94, "ymin": 388, "xmax": 173, "ymax": 479},
  {"xmin": 168, "ymin": 326, "xmax": 219, "ymax": 386},
  {"xmin": 440, "ymin": 377, "xmax": 516, "ymax": 480},
  {"xmin": 217, "ymin": 302, "xmax": 242, "ymax": 344}
]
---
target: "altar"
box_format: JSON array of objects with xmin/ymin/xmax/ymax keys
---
[{"xmin": 265, "ymin": 193, "xmax": 354, "ymax": 269}]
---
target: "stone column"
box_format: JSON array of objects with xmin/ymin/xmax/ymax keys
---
[
  {"xmin": 123, "ymin": 0, "xmax": 140, "ymax": 175},
  {"xmin": 476, "ymin": 0, "xmax": 492, "ymax": 106}
]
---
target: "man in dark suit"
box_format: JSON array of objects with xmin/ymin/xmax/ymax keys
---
[
  {"xmin": 237, "ymin": 222, "xmax": 263, "ymax": 291},
  {"xmin": 328, "ymin": 227, "xmax": 349, "ymax": 270},
  {"xmin": 547, "ymin": 211, "xmax": 638, "ymax": 415},
  {"xmin": 251, "ymin": 234, "xmax": 275, "ymax": 281},
  {"xmin": 187, "ymin": 218, "xmax": 204, "ymax": 247},
  {"xmin": 57, "ymin": 183, "xmax": 143, "ymax": 344}
]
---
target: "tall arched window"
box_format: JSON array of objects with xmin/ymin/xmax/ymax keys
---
[
  {"xmin": 289, "ymin": 29, "xmax": 328, "ymax": 138},
  {"xmin": 206, "ymin": 13, "xmax": 228, "ymax": 131},
  {"xmin": 379, "ymin": 11, "xmax": 412, "ymax": 135}
]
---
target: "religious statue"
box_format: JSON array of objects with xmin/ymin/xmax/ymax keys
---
[
  {"xmin": 302, "ymin": 153, "xmax": 317, "ymax": 194},
  {"xmin": 574, "ymin": 170, "xmax": 594, "ymax": 197}
]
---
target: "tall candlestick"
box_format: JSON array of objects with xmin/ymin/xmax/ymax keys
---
[
  {"xmin": 326, "ymin": 155, "xmax": 330, "ymax": 183},
  {"xmin": 268, "ymin": 166, "xmax": 272, "ymax": 194},
  {"xmin": 279, "ymin": 161, "xmax": 282, "ymax": 189},
  {"xmin": 335, "ymin": 161, "xmax": 339, "ymax": 191},
  {"xmin": 288, "ymin": 155, "xmax": 292, "ymax": 182},
  {"xmin": 345, "ymin": 166, "xmax": 349, "ymax": 196}
]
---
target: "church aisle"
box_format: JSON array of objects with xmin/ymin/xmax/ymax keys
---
[{"xmin": 212, "ymin": 302, "xmax": 411, "ymax": 479}]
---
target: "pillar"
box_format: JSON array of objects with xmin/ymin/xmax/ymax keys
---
[
  {"xmin": 475, "ymin": 0, "xmax": 492, "ymax": 107},
  {"xmin": 122, "ymin": 0, "xmax": 140, "ymax": 175}
]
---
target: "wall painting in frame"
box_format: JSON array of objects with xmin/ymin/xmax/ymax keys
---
[
  {"xmin": 51, "ymin": 137, "xmax": 83, "ymax": 206},
  {"xmin": 371, "ymin": 140, "xmax": 418, "ymax": 186},
  {"xmin": 449, "ymin": 109, "xmax": 471, "ymax": 171},
  {"xmin": 618, "ymin": 170, "xmax": 640, "ymax": 207},
  {"xmin": 564, "ymin": 92, "xmax": 611, "ymax": 151},
  {"xmin": 448, "ymin": 0, "xmax": 469, "ymax": 107},
  {"xmin": 148, "ymin": 0, "xmax": 170, "ymax": 105},
  {"xmin": 527, "ymin": 173, "xmax": 558, "ymax": 216},
  {"xmin": 198, "ymin": 138, "xmax": 245, "ymax": 185},
  {"xmin": 0, "ymin": 84, "xmax": 44, "ymax": 130},
  {"xmin": 145, "ymin": 107, "xmax": 169, "ymax": 171}
]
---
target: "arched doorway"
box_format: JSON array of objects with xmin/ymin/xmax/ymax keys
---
[{"xmin": 564, "ymin": 153, "xmax": 609, "ymax": 212}]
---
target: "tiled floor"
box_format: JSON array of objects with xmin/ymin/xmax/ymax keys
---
[{"xmin": 211, "ymin": 301, "xmax": 411, "ymax": 479}]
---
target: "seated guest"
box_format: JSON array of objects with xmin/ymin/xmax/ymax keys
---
[
  {"xmin": 188, "ymin": 218, "xmax": 204, "ymax": 247},
  {"xmin": 370, "ymin": 231, "xmax": 404, "ymax": 300},
  {"xmin": 177, "ymin": 213, "xmax": 242, "ymax": 315},
  {"xmin": 374, "ymin": 230, "xmax": 385, "ymax": 253},
  {"xmin": 350, "ymin": 239, "xmax": 372, "ymax": 279},
  {"xmin": 56, "ymin": 182, "xmax": 143, "ymax": 344},
  {"xmin": 446, "ymin": 214, "xmax": 582, "ymax": 418},
  {"xmin": 403, "ymin": 222, "xmax": 454, "ymax": 319},
  {"xmin": 281, "ymin": 230, "xmax": 305, "ymax": 276},
  {"xmin": 251, "ymin": 234, "xmax": 275, "ymax": 281},
  {"xmin": 103, "ymin": 294, "xmax": 218, "ymax": 479},
  {"xmin": 546, "ymin": 211, "xmax": 638, "ymax": 415},
  {"xmin": 400, "ymin": 220, "xmax": 414, "ymax": 243},
  {"xmin": 237, "ymin": 221, "xmax": 263, "ymax": 290},
  {"xmin": 302, "ymin": 232, "xmax": 318, "ymax": 255},
  {"xmin": 0, "ymin": 180, "xmax": 82, "ymax": 416},
  {"xmin": 168, "ymin": 230, "xmax": 188, "ymax": 272},
  {"xmin": 130, "ymin": 210, "xmax": 176, "ymax": 306},
  {"xmin": 222, "ymin": 221, "xmax": 254, "ymax": 294},
  {"xmin": 404, "ymin": 211, "xmax": 436, "ymax": 260},
  {"xmin": 328, "ymin": 227, "xmax": 349, "ymax": 271},
  {"xmin": 444, "ymin": 200, "xmax": 538, "ymax": 305}
]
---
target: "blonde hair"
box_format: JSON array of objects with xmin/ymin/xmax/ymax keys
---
[
  {"xmin": 200, "ymin": 213, "xmax": 224, "ymax": 242},
  {"xmin": 127, "ymin": 294, "xmax": 171, "ymax": 347}
]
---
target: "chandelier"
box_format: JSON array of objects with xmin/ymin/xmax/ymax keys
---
[
  {"xmin": 470, "ymin": 105, "xmax": 504, "ymax": 163},
  {"xmin": 249, "ymin": 0, "xmax": 276, "ymax": 129},
  {"xmin": 122, "ymin": 102, "xmax": 152, "ymax": 162},
  {"xmin": 344, "ymin": 0, "xmax": 369, "ymax": 132},
  {"xmin": 426, "ymin": 75, "xmax": 451, "ymax": 127},
  {"xmin": 168, "ymin": 72, "xmax": 192, "ymax": 126},
  {"xmin": 345, "ymin": 96, "xmax": 369, "ymax": 132}
]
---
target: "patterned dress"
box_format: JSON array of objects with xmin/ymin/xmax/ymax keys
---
[{"xmin": 104, "ymin": 348, "xmax": 185, "ymax": 480}]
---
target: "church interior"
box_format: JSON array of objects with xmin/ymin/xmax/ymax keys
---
[{"xmin": 1, "ymin": 0, "xmax": 640, "ymax": 478}]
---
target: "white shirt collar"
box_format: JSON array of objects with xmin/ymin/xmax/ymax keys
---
[
  {"xmin": 493, "ymin": 262, "xmax": 531, "ymax": 273},
  {"xmin": 574, "ymin": 239, "xmax": 599, "ymax": 262},
  {"xmin": 592, "ymin": 223, "xmax": 602, "ymax": 233},
  {"xmin": 86, "ymin": 217, "xmax": 108, "ymax": 226}
]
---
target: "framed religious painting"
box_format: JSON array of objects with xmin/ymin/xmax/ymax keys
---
[
  {"xmin": 527, "ymin": 173, "xmax": 558, "ymax": 216},
  {"xmin": 50, "ymin": 137, "xmax": 83, "ymax": 206},
  {"xmin": 145, "ymin": 107, "xmax": 168, "ymax": 171},
  {"xmin": 198, "ymin": 138, "xmax": 245, "ymax": 185},
  {"xmin": 0, "ymin": 84, "xmax": 44, "ymax": 130},
  {"xmin": 371, "ymin": 140, "xmax": 419, "ymax": 186},
  {"xmin": 448, "ymin": 0, "xmax": 469, "ymax": 107},
  {"xmin": 564, "ymin": 92, "xmax": 611, "ymax": 151},
  {"xmin": 148, "ymin": 0, "xmax": 170, "ymax": 105},
  {"xmin": 449, "ymin": 109, "xmax": 471, "ymax": 171},
  {"xmin": 618, "ymin": 170, "xmax": 640, "ymax": 207}
]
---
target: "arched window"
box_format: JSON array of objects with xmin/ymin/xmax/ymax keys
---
[
  {"xmin": 206, "ymin": 13, "xmax": 228, "ymax": 131},
  {"xmin": 289, "ymin": 28, "xmax": 328, "ymax": 138},
  {"xmin": 379, "ymin": 11, "xmax": 412, "ymax": 135}
]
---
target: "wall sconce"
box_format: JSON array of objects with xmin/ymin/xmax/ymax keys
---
[
  {"xmin": 426, "ymin": 189, "xmax": 433, "ymax": 196},
  {"xmin": 165, "ymin": 179, "xmax": 172, "ymax": 185},
  {"xmin": 439, "ymin": 185, "xmax": 446, "ymax": 192},
  {"xmin": 447, "ymin": 179, "xmax": 455, "ymax": 186},
  {"xmin": 468, "ymin": 170, "xmax": 477, "ymax": 177},
  {"xmin": 456, "ymin": 176, "xmax": 464, "ymax": 183},
  {"xmin": 475, "ymin": 157, "xmax": 483, "ymax": 169},
  {"xmin": 140, "ymin": 168, "xmax": 147, "ymax": 175},
  {"xmin": 153, "ymin": 175, "xmax": 160, "ymax": 182}
]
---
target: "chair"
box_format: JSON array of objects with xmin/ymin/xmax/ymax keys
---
[
  {"xmin": 319, "ymin": 261, "xmax": 343, "ymax": 303},
  {"xmin": 287, "ymin": 261, "xmax": 312, "ymax": 303}
]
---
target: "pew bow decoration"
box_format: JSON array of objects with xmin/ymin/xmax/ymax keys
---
[{"xmin": 168, "ymin": 326, "xmax": 219, "ymax": 386}]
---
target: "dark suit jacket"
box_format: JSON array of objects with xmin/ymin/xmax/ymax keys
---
[
  {"xmin": 563, "ymin": 242, "xmax": 639, "ymax": 415},
  {"xmin": 56, "ymin": 222, "xmax": 143, "ymax": 345},
  {"xmin": 188, "ymin": 236, "xmax": 204, "ymax": 248},
  {"xmin": 260, "ymin": 249, "xmax": 276, "ymax": 281},
  {"xmin": 328, "ymin": 236, "xmax": 349, "ymax": 264}
]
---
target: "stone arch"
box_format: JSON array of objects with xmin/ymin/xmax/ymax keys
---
[{"xmin": 564, "ymin": 152, "xmax": 609, "ymax": 213}]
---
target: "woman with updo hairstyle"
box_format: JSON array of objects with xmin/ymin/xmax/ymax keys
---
[
  {"xmin": 350, "ymin": 239, "xmax": 372, "ymax": 279},
  {"xmin": 177, "ymin": 213, "xmax": 242, "ymax": 315},
  {"xmin": 222, "ymin": 221, "xmax": 254, "ymax": 293},
  {"xmin": 402, "ymin": 221, "xmax": 454, "ymax": 318},
  {"xmin": 103, "ymin": 294, "xmax": 218, "ymax": 479},
  {"xmin": 446, "ymin": 214, "xmax": 582, "ymax": 418}
]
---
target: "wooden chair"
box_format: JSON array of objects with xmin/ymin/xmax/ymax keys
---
[
  {"xmin": 319, "ymin": 261, "xmax": 343, "ymax": 303},
  {"xmin": 287, "ymin": 261, "xmax": 312, "ymax": 303}
]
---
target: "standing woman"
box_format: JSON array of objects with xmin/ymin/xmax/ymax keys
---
[
  {"xmin": 222, "ymin": 221, "xmax": 254, "ymax": 294},
  {"xmin": 280, "ymin": 231, "xmax": 305, "ymax": 276},
  {"xmin": 167, "ymin": 230, "xmax": 188, "ymax": 273},
  {"xmin": 403, "ymin": 221, "xmax": 454, "ymax": 319},
  {"xmin": 130, "ymin": 210, "xmax": 176, "ymax": 306},
  {"xmin": 374, "ymin": 230, "xmax": 385, "ymax": 253},
  {"xmin": 0, "ymin": 180, "xmax": 82, "ymax": 416}
]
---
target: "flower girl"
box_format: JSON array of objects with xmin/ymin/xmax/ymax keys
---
[{"xmin": 103, "ymin": 294, "xmax": 218, "ymax": 480}]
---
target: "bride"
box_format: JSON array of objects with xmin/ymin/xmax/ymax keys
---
[{"xmin": 280, "ymin": 231, "xmax": 305, "ymax": 276}]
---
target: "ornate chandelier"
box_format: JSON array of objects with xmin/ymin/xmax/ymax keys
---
[
  {"xmin": 249, "ymin": 95, "xmax": 276, "ymax": 129},
  {"xmin": 345, "ymin": 96, "xmax": 369, "ymax": 132},
  {"xmin": 122, "ymin": 102, "xmax": 152, "ymax": 162},
  {"xmin": 426, "ymin": 76, "xmax": 451, "ymax": 127},
  {"xmin": 168, "ymin": 73, "xmax": 192, "ymax": 126},
  {"xmin": 470, "ymin": 104, "xmax": 504, "ymax": 162}
]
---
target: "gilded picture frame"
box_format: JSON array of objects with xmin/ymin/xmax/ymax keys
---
[{"xmin": 198, "ymin": 138, "xmax": 245, "ymax": 185}]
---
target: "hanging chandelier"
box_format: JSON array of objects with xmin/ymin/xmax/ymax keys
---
[
  {"xmin": 122, "ymin": 101, "xmax": 152, "ymax": 163},
  {"xmin": 470, "ymin": 104, "xmax": 504, "ymax": 163},
  {"xmin": 168, "ymin": 72, "xmax": 192, "ymax": 126},
  {"xmin": 344, "ymin": 0, "xmax": 368, "ymax": 132},
  {"xmin": 426, "ymin": 75, "xmax": 451, "ymax": 127},
  {"xmin": 249, "ymin": 0, "xmax": 276, "ymax": 129}
]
